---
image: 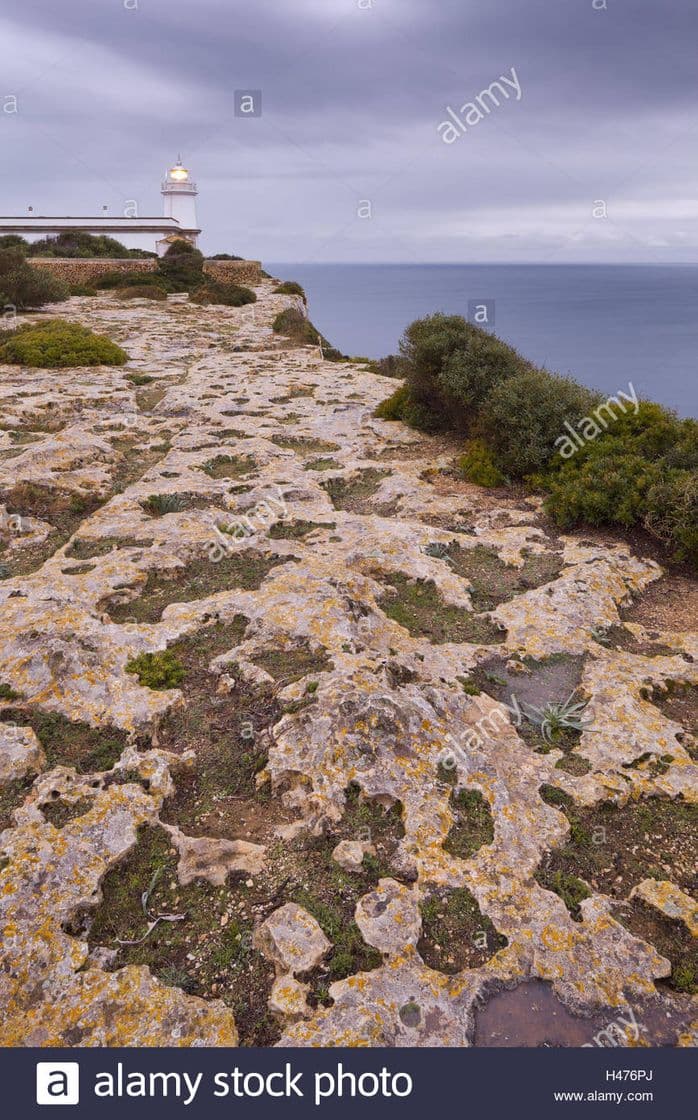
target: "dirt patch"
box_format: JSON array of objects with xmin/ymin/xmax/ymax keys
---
[
  {"xmin": 251, "ymin": 644, "xmax": 333, "ymax": 686},
  {"xmin": 85, "ymin": 825, "xmax": 280, "ymax": 1046},
  {"xmin": 418, "ymin": 887, "xmax": 507, "ymax": 973},
  {"xmin": 445, "ymin": 544, "xmax": 563, "ymax": 611},
  {"xmin": 472, "ymin": 654, "xmax": 587, "ymax": 753},
  {"xmin": 0, "ymin": 707, "xmax": 130, "ymax": 772},
  {"xmin": 65, "ymin": 536, "xmax": 154, "ymax": 560},
  {"xmin": 443, "ymin": 787, "xmax": 495, "ymax": 860},
  {"xmin": 593, "ymin": 624, "xmax": 679, "ymax": 658},
  {"xmin": 103, "ymin": 550, "xmax": 289, "ymax": 624},
  {"xmin": 200, "ymin": 455, "xmax": 257, "ymax": 480},
  {"xmin": 139, "ymin": 492, "xmax": 226, "ymax": 518},
  {"xmin": 622, "ymin": 572, "xmax": 698, "ymax": 632},
  {"xmin": 648, "ymin": 683, "xmax": 698, "ymax": 759},
  {"xmin": 41, "ymin": 797, "xmax": 94, "ymax": 829},
  {"xmin": 379, "ymin": 573, "xmax": 505, "ymax": 646},
  {"xmin": 537, "ymin": 787, "xmax": 697, "ymax": 905},
  {"xmin": 268, "ymin": 520, "xmax": 335, "ymax": 540},
  {"xmin": 322, "ymin": 469, "xmax": 391, "ymax": 514},
  {"xmin": 271, "ymin": 436, "xmax": 339, "ymax": 455},
  {"xmin": 614, "ymin": 898, "xmax": 697, "ymax": 994},
  {"xmin": 304, "ymin": 458, "xmax": 340, "ymax": 472},
  {"xmin": 0, "ymin": 775, "xmax": 34, "ymax": 832},
  {"xmin": 157, "ymin": 619, "xmax": 281, "ymax": 839}
]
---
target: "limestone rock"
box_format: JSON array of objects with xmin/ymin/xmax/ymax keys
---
[
  {"xmin": 355, "ymin": 879, "xmax": 422, "ymax": 956},
  {"xmin": 254, "ymin": 903, "xmax": 330, "ymax": 975},
  {"xmin": 269, "ymin": 976, "xmax": 311, "ymax": 1021},
  {"xmin": 332, "ymin": 838, "xmax": 374, "ymax": 873},
  {"xmin": 166, "ymin": 828, "xmax": 266, "ymax": 886},
  {"xmin": 631, "ymin": 879, "xmax": 698, "ymax": 936},
  {"xmin": 0, "ymin": 725, "xmax": 45, "ymax": 786}
]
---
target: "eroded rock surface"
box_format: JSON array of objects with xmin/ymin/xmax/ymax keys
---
[{"xmin": 0, "ymin": 285, "xmax": 695, "ymax": 1047}]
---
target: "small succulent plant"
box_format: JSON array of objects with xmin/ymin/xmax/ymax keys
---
[
  {"xmin": 140, "ymin": 493, "xmax": 187, "ymax": 517},
  {"xmin": 522, "ymin": 691, "xmax": 593, "ymax": 743},
  {"xmin": 423, "ymin": 541, "xmax": 452, "ymax": 561}
]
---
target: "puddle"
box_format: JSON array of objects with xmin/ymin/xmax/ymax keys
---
[{"xmin": 473, "ymin": 980, "xmax": 694, "ymax": 1047}]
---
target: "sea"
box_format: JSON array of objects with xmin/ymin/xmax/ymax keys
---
[{"xmin": 265, "ymin": 264, "xmax": 698, "ymax": 418}]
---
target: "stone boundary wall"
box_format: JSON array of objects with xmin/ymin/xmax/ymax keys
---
[{"xmin": 29, "ymin": 258, "xmax": 263, "ymax": 286}]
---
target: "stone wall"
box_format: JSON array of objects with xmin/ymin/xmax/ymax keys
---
[
  {"xmin": 203, "ymin": 260, "xmax": 263, "ymax": 285},
  {"xmin": 29, "ymin": 258, "xmax": 263, "ymax": 286},
  {"xmin": 30, "ymin": 258, "xmax": 156, "ymax": 286}
]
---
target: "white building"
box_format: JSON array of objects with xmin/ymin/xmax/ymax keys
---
[{"xmin": 0, "ymin": 159, "xmax": 200, "ymax": 257}]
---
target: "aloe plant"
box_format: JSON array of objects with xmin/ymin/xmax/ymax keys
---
[{"xmin": 522, "ymin": 692, "xmax": 593, "ymax": 744}]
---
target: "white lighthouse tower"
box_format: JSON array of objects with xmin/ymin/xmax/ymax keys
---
[{"xmin": 159, "ymin": 156, "xmax": 200, "ymax": 253}]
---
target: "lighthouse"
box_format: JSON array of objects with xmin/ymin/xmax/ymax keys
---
[{"xmin": 160, "ymin": 157, "xmax": 199, "ymax": 249}]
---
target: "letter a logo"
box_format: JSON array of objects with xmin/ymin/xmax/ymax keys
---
[{"xmin": 36, "ymin": 1062, "xmax": 80, "ymax": 1105}]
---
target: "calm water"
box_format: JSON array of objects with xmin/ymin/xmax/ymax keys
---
[{"xmin": 266, "ymin": 264, "xmax": 698, "ymax": 417}]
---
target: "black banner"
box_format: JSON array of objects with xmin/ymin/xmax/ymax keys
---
[{"xmin": 8, "ymin": 1046, "xmax": 694, "ymax": 1118}]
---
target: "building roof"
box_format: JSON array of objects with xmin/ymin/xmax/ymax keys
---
[{"xmin": 0, "ymin": 217, "xmax": 204, "ymax": 236}]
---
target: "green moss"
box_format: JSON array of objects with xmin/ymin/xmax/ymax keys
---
[{"xmin": 125, "ymin": 650, "xmax": 185, "ymax": 690}]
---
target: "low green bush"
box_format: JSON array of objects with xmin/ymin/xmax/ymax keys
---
[
  {"xmin": 0, "ymin": 249, "xmax": 69, "ymax": 310},
  {"xmin": 397, "ymin": 313, "xmax": 533, "ymax": 426},
  {"xmin": 191, "ymin": 280, "xmax": 257, "ymax": 307},
  {"xmin": 373, "ymin": 381, "xmax": 448, "ymax": 431},
  {"xmin": 480, "ymin": 368, "xmax": 601, "ymax": 478},
  {"xmin": 68, "ymin": 284, "xmax": 98, "ymax": 296},
  {"xmin": 0, "ymin": 235, "xmax": 29, "ymax": 252},
  {"xmin": 457, "ymin": 439, "xmax": 506, "ymax": 487},
  {"xmin": 95, "ymin": 271, "xmax": 166, "ymax": 290},
  {"xmin": 157, "ymin": 240, "xmax": 204, "ymax": 292},
  {"xmin": 0, "ymin": 319, "xmax": 128, "ymax": 367},
  {"xmin": 26, "ymin": 231, "xmax": 152, "ymax": 259},
  {"xmin": 273, "ymin": 280, "xmax": 306, "ymax": 300},
  {"xmin": 541, "ymin": 403, "xmax": 698, "ymax": 566},
  {"xmin": 118, "ymin": 284, "xmax": 167, "ymax": 301}
]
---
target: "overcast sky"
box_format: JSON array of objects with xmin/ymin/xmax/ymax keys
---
[{"xmin": 2, "ymin": 0, "xmax": 697, "ymax": 262}]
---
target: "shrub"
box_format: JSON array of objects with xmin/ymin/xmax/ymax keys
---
[
  {"xmin": 369, "ymin": 354, "xmax": 409, "ymax": 379},
  {"xmin": 191, "ymin": 281, "xmax": 257, "ymax": 307},
  {"xmin": 0, "ymin": 249, "xmax": 69, "ymax": 310},
  {"xmin": 541, "ymin": 402, "xmax": 698, "ymax": 567},
  {"xmin": 0, "ymin": 319, "xmax": 127, "ymax": 367},
  {"xmin": 125, "ymin": 650, "xmax": 185, "ymax": 690},
  {"xmin": 273, "ymin": 280, "xmax": 306, "ymax": 301},
  {"xmin": 272, "ymin": 308, "xmax": 343, "ymax": 358},
  {"xmin": 69, "ymin": 284, "xmax": 98, "ymax": 296},
  {"xmin": 644, "ymin": 470, "xmax": 698, "ymax": 567},
  {"xmin": 480, "ymin": 368, "xmax": 601, "ymax": 478},
  {"xmin": 209, "ymin": 253, "xmax": 243, "ymax": 260},
  {"xmin": 392, "ymin": 313, "xmax": 534, "ymax": 430},
  {"xmin": 95, "ymin": 271, "xmax": 165, "ymax": 290},
  {"xmin": 118, "ymin": 284, "xmax": 167, "ymax": 301},
  {"xmin": 26, "ymin": 231, "xmax": 148, "ymax": 259},
  {"xmin": 0, "ymin": 235, "xmax": 29, "ymax": 252},
  {"xmin": 457, "ymin": 439, "xmax": 506, "ymax": 487},
  {"xmin": 157, "ymin": 240, "xmax": 204, "ymax": 292},
  {"xmin": 373, "ymin": 382, "xmax": 447, "ymax": 431}
]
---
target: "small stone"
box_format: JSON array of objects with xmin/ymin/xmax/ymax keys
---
[{"xmin": 254, "ymin": 903, "xmax": 330, "ymax": 975}]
